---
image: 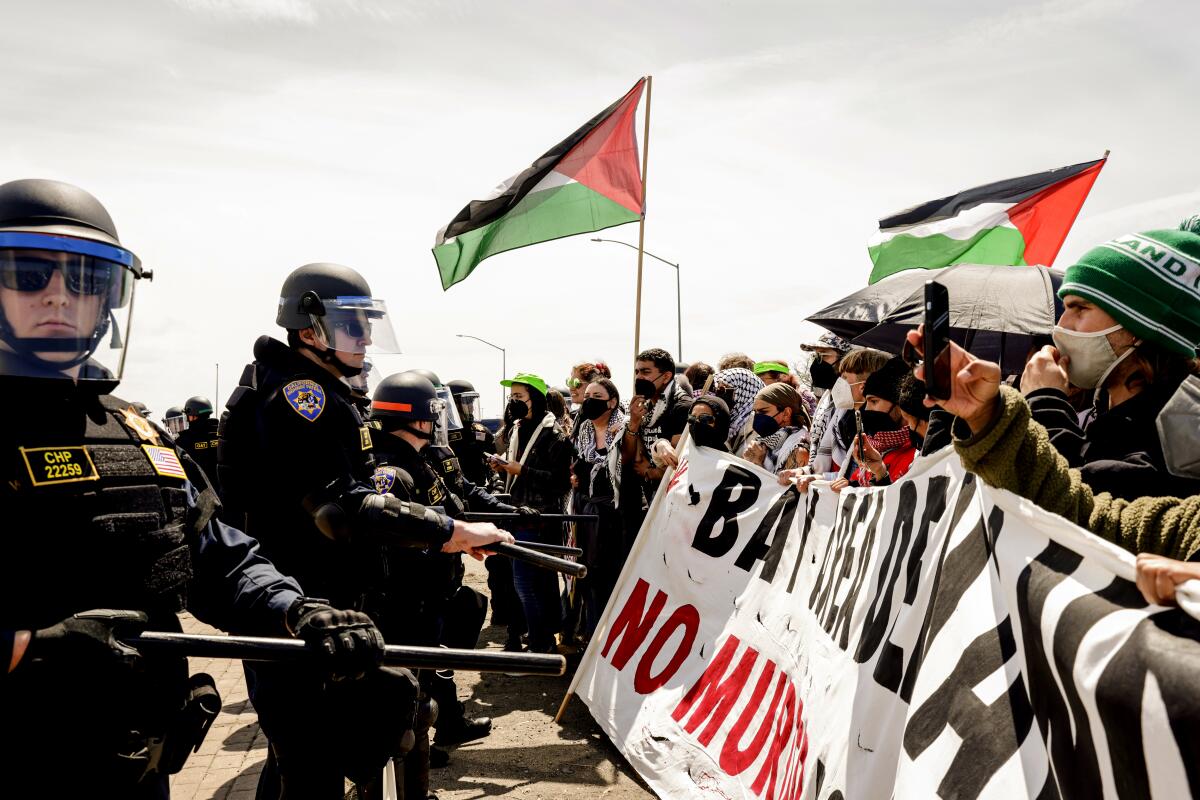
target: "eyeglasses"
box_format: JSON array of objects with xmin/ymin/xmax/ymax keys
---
[
  {"xmin": 0, "ymin": 252, "xmax": 115, "ymax": 297},
  {"xmin": 688, "ymin": 414, "xmax": 716, "ymax": 427}
]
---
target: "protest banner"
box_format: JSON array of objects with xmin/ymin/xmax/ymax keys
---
[{"xmin": 568, "ymin": 443, "xmax": 1200, "ymax": 799}]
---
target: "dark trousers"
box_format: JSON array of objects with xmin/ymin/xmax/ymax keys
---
[{"xmin": 510, "ymin": 527, "xmax": 563, "ymax": 651}]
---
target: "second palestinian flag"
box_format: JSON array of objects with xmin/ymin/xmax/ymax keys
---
[
  {"xmin": 868, "ymin": 156, "xmax": 1107, "ymax": 284},
  {"xmin": 433, "ymin": 79, "xmax": 646, "ymax": 290}
]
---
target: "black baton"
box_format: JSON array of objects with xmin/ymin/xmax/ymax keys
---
[
  {"xmin": 128, "ymin": 632, "xmax": 565, "ymax": 676},
  {"xmin": 487, "ymin": 541, "xmax": 587, "ymax": 578}
]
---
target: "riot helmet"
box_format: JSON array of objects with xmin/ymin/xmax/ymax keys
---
[
  {"xmin": 406, "ymin": 368, "xmax": 463, "ymax": 432},
  {"xmin": 0, "ymin": 179, "xmax": 147, "ymax": 382},
  {"xmin": 447, "ymin": 378, "xmax": 481, "ymax": 423},
  {"xmin": 163, "ymin": 405, "xmax": 188, "ymax": 435},
  {"xmin": 276, "ymin": 262, "xmax": 399, "ymax": 377},
  {"xmin": 370, "ymin": 371, "xmax": 449, "ymax": 448},
  {"xmin": 184, "ymin": 395, "xmax": 214, "ymax": 420}
]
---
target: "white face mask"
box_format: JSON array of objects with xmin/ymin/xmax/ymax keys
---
[
  {"xmin": 831, "ymin": 376, "xmax": 855, "ymax": 409},
  {"xmin": 1051, "ymin": 323, "xmax": 1133, "ymax": 390}
]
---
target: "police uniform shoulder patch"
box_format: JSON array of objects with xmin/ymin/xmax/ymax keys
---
[
  {"xmin": 373, "ymin": 466, "xmax": 398, "ymax": 495},
  {"xmin": 283, "ymin": 379, "xmax": 325, "ymax": 421}
]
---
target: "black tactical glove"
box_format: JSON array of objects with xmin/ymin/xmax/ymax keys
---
[
  {"xmin": 515, "ymin": 506, "xmax": 540, "ymax": 517},
  {"xmin": 25, "ymin": 609, "xmax": 147, "ymax": 671},
  {"xmin": 288, "ymin": 599, "xmax": 385, "ymax": 682}
]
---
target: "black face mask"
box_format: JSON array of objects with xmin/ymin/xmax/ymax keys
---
[
  {"xmin": 580, "ymin": 398, "xmax": 610, "ymax": 421},
  {"xmin": 634, "ymin": 378, "xmax": 658, "ymax": 399},
  {"xmin": 859, "ymin": 409, "xmax": 901, "ymax": 435},
  {"xmin": 908, "ymin": 427, "xmax": 924, "ymax": 452},
  {"xmin": 752, "ymin": 412, "xmax": 781, "ymax": 437},
  {"xmin": 809, "ymin": 359, "xmax": 837, "ymax": 391},
  {"xmin": 507, "ymin": 399, "xmax": 529, "ymax": 420},
  {"xmin": 689, "ymin": 421, "xmax": 725, "ymax": 449}
]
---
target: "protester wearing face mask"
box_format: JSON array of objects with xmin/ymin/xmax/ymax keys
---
[
  {"xmin": 812, "ymin": 347, "xmax": 890, "ymax": 479},
  {"xmin": 742, "ymin": 383, "xmax": 810, "ymax": 474},
  {"xmin": 832, "ymin": 356, "xmax": 917, "ymax": 491},
  {"xmin": 1019, "ymin": 222, "xmax": 1200, "ymax": 501},
  {"xmin": 620, "ymin": 348, "xmax": 694, "ymax": 541},
  {"xmin": 490, "ymin": 374, "xmax": 573, "ymax": 654},
  {"xmin": 566, "ymin": 361, "xmax": 601, "ymax": 415},
  {"xmin": 569, "ymin": 379, "xmax": 625, "ymax": 640},
  {"xmin": 657, "ymin": 396, "xmax": 732, "ymax": 467},
  {"xmin": 711, "ymin": 366, "xmax": 764, "ymax": 454},
  {"xmin": 800, "ymin": 333, "xmax": 852, "ymax": 475}
]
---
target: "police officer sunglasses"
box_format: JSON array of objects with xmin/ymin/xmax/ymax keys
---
[{"xmin": 0, "ymin": 251, "xmax": 115, "ymax": 296}]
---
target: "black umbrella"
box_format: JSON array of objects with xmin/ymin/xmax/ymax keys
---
[{"xmin": 806, "ymin": 264, "xmax": 1064, "ymax": 375}]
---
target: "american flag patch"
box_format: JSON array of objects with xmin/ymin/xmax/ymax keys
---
[{"xmin": 142, "ymin": 445, "xmax": 187, "ymax": 479}]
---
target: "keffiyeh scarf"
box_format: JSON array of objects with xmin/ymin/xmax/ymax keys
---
[{"xmin": 714, "ymin": 367, "xmax": 764, "ymax": 446}]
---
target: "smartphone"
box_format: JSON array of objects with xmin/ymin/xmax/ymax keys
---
[
  {"xmin": 488, "ymin": 453, "xmax": 509, "ymax": 466},
  {"xmin": 923, "ymin": 280, "xmax": 952, "ymax": 401},
  {"xmin": 853, "ymin": 409, "xmax": 866, "ymax": 457}
]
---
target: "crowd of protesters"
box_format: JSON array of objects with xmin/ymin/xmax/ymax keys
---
[{"xmin": 481, "ymin": 216, "xmax": 1200, "ymax": 653}]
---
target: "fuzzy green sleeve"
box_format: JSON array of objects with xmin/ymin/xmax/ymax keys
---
[{"xmin": 955, "ymin": 386, "xmax": 1200, "ymax": 560}]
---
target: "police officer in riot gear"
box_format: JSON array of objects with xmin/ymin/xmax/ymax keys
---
[
  {"xmin": 374, "ymin": 372, "xmax": 537, "ymax": 753},
  {"xmin": 0, "ymin": 178, "xmax": 384, "ymax": 798},
  {"xmin": 175, "ymin": 395, "xmax": 219, "ymax": 489},
  {"xmin": 162, "ymin": 405, "xmax": 187, "ymax": 436},
  {"xmin": 446, "ymin": 379, "xmax": 496, "ymax": 487},
  {"xmin": 218, "ymin": 262, "xmax": 513, "ymax": 798}
]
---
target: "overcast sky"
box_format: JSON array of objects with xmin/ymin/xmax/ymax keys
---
[{"xmin": 5, "ymin": 0, "xmax": 1199, "ymax": 417}]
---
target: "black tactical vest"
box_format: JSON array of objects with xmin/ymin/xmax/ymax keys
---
[{"xmin": 0, "ymin": 391, "xmax": 201, "ymax": 632}]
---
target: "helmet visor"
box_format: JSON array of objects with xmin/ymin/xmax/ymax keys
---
[
  {"xmin": 164, "ymin": 416, "xmax": 189, "ymax": 435},
  {"xmin": 455, "ymin": 391, "xmax": 482, "ymax": 423},
  {"xmin": 437, "ymin": 385, "xmax": 463, "ymax": 431},
  {"xmin": 310, "ymin": 296, "xmax": 400, "ymax": 355},
  {"xmin": 0, "ymin": 237, "xmax": 138, "ymax": 381}
]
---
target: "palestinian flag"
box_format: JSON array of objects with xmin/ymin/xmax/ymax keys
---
[
  {"xmin": 433, "ymin": 79, "xmax": 646, "ymax": 290},
  {"xmin": 867, "ymin": 156, "xmax": 1107, "ymax": 284}
]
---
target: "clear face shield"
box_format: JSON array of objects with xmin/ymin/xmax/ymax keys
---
[
  {"xmin": 346, "ymin": 358, "xmax": 374, "ymax": 394},
  {"xmin": 163, "ymin": 414, "xmax": 188, "ymax": 436},
  {"xmin": 455, "ymin": 391, "xmax": 482, "ymax": 424},
  {"xmin": 437, "ymin": 385, "xmax": 463, "ymax": 432},
  {"xmin": 0, "ymin": 233, "xmax": 139, "ymax": 382},
  {"xmin": 305, "ymin": 296, "xmax": 401, "ymax": 356}
]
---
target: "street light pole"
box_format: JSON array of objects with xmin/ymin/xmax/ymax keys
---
[
  {"xmin": 456, "ymin": 334, "xmax": 507, "ymax": 415},
  {"xmin": 591, "ymin": 238, "xmax": 681, "ymax": 361}
]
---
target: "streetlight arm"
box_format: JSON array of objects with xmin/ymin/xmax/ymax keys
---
[
  {"xmin": 456, "ymin": 333, "xmax": 506, "ymax": 354},
  {"xmin": 590, "ymin": 238, "xmax": 679, "ymax": 269}
]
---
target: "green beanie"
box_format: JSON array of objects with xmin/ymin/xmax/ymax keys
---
[{"xmin": 1058, "ymin": 222, "xmax": 1200, "ymax": 357}]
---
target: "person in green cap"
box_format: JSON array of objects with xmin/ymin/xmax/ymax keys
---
[
  {"xmin": 490, "ymin": 373, "xmax": 573, "ymax": 653},
  {"xmin": 1017, "ymin": 219, "xmax": 1200, "ymax": 500},
  {"xmin": 753, "ymin": 359, "xmax": 798, "ymax": 388}
]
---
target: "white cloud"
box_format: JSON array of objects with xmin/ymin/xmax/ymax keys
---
[{"xmin": 169, "ymin": 0, "xmax": 319, "ymax": 24}]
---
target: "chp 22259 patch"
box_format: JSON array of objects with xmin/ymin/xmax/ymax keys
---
[{"xmin": 284, "ymin": 379, "xmax": 325, "ymax": 421}]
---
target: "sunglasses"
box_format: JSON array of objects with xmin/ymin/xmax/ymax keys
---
[
  {"xmin": 0, "ymin": 252, "xmax": 115, "ymax": 297},
  {"xmin": 565, "ymin": 377, "xmax": 582, "ymax": 388},
  {"xmin": 688, "ymin": 414, "xmax": 716, "ymax": 427},
  {"xmin": 331, "ymin": 317, "xmax": 372, "ymax": 338}
]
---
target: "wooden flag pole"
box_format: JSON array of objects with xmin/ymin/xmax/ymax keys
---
[{"xmin": 632, "ymin": 75, "xmax": 653, "ymax": 363}]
